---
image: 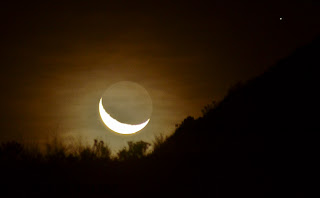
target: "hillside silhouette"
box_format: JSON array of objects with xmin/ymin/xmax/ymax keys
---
[
  {"xmin": 1, "ymin": 37, "xmax": 319, "ymax": 197},
  {"xmin": 151, "ymin": 36, "xmax": 319, "ymax": 197}
]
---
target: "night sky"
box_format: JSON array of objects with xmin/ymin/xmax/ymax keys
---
[{"xmin": 0, "ymin": 1, "xmax": 319, "ymax": 151}]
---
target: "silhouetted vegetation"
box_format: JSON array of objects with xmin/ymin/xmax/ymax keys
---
[
  {"xmin": 1, "ymin": 37, "xmax": 319, "ymax": 197},
  {"xmin": 117, "ymin": 141, "xmax": 151, "ymax": 161},
  {"xmin": 0, "ymin": 138, "xmax": 113, "ymax": 162}
]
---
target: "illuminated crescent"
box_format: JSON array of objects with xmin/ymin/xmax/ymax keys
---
[{"xmin": 99, "ymin": 98, "xmax": 150, "ymax": 134}]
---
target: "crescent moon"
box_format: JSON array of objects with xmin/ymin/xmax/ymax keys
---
[{"xmin": 99, "ymin": 98, "xmax": 150, "ymax": 134}]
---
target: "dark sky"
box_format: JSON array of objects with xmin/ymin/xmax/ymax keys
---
[{"xmin": 0, "ymin": 1, "xmax": 319, "ymax": 151}]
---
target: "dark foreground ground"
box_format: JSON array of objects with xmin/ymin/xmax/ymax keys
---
[{"xmin": 1, "ymin": 37, "xmax": 319, "ymax": 198}]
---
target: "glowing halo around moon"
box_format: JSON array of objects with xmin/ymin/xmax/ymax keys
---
[{"xmin": 99, "ymin": 98, "xmax": 150, "ymax": 135}]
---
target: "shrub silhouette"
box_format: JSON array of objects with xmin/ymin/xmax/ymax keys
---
[
  {"xmin": 92, "ymin": 139, "xmax": 111, "ymax": 160},
  {"xmin": 0, "ymin": 138, "xmax": 113, "ymax": 162},
  {"xmin": 45, "ymin": 134, "xmax": 68, "ymax": 161},
  {"xmin": 79, "ymin": 147, "xmax": 96, "ymax": 160},
  {"xmin": 117, "ymin": 141, "xmax": 151, "ymax": 161},
  {"xmin": 201, "ymin": 100, "xmax": 217, "ymax": 116},
  {"xmin": 0, "ymin": 141, "xmax": 25, "ymax": 161},
  {"xmin": 152, "ymin": 134, "xmax": 167, "ymax": 154}
]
